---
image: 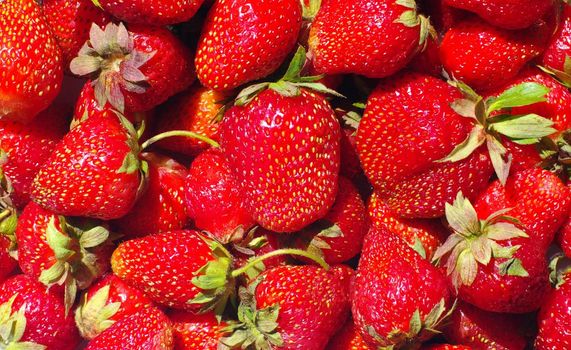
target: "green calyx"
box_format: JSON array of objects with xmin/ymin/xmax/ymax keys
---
[
  {"xmin": 75, "ymin": 285, "xmax": 121, "ymax": 340},
  {"xmin": 432, "ymin": 192, "xmax": 529, "ymax": 288},
  {"xmin": 38, "ymin": 216, "xmax": 113, "ymax": 316},
  {"xmin": 234, "ymin": 46, "xmax": 344, "ymax": 106},
  {"xmin": 548, "ymin": 250, "xmax": 571, "ymax": 289},
  {"xmin": 300, "ymin": 220, "xmax": 343, "ymax": 260},
  {"xmin": 0, "ymin": 295, "xmax": 46, "ymax": 350},
  {"xmin": 538, "ymin": 129, "xmax": 571, "ymax": 181},
  {"xmin": 394, "ymin": 0, "xmax": 434, "ymax": 47},
  {"xmin": 538, "ymin": 56, "xmax": 571, "ymax": 88},
  {"xmin": 70, "ymin": 22, "xmax": 155, "ymax": 113},
  {"xmin": 438, "ymin": 80, "xmax": 555, "ymax": 185}
]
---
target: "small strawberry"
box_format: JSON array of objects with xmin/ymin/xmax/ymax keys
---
[
  {"xmin": 308, "ymin": 0, "xmax": 431, "ymax": 78},
  {"xmin": 352, "ymin": 227, "xmax": 453, "ymax": 348},
  {"xmin": 16, "ymin": 202, "xmax": 115, "ymax": 313},
  {"xmin": 219, "ymin": 265, "xmax": 350, "ymax": 350},
  {"xmin": 185, "ymin": 148, "xmax": 256, "ymax": 243},
  {"xmin": 85, "ymin": 306, "xmax": 173, "ymax": 350},
  {"xmin": 443, "ymin": 0, "xmax": 555, "ymax": 29},
  {"xmin": 30, "ymin": 113, "xmax": 144, "ymax": 220},
  {"xmin": 325, "ymin": 319, "xmax": 372, "ymax": 350},
  {"xmin": 195, "ymin": 0, "xmax": 302, "ymax": 90},
  {"xmin": 75, "ymin": 274, "xmax": 154, "ymax": 340},
  {"xmin": 153, "ymin": 85, "xmax": 229, "ymax": 157},
  {"xmin": 0, "ymin": 0, "xmax": 63, "ymax": 123},
  {"xmin": 71, "ymin": 22, "xmax": 194, "ymax": 114},
  {"xmin": 541, "ymin": 4, "xmax": 571, "ymax": 81},
  {"xmin": 113, "ymin": 152, "xmax": 188, "ymax": 238},
  {"xmin": 98, "ymin": 0, "xmax": 204, "ymax": 25},
  {"xmin": 169, "ymin": 311, "xmax": 229, "ymax": 350},
  {"xmin": 536, "ymin": 270, "xmax": 571, "ymax": 349},
  {"xmin": 0, "ymin": 274, "xmax": 80, "ymax": 349},
  {"xmin": 440, "ymin": 16, "xmax": 551, "ymax": 91}
]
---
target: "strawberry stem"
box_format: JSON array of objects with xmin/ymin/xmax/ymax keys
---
[
  {"xmin": 231, "ymin": 248, "xmax": 329, "ymax": 278},
  {"xmin": 141, "ymin": 130, "xmax": 220, "ymax": 150},
  {"xmin": 0, "ymin": 209, "xmax": 10, "ymax": 221}
]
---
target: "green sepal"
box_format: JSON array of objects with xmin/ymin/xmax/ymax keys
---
[
  {"xmin": 75, "ymin": 285, "xmax": 121, "ymax": 339},
  {"xmin": 485, "ymin": 82, "xmax": 549, "ymax": 114},
  {"xmin": 0, "ymin": 296, "xmax": 46, "ymax": 350},
  {"xmin": 548, "ymin": 251, "xmax": 571, "ymax": 288},
  {"xmin": 301, "ymin": 0, "xmax": 322, "ymax": 20},
  {"xmin": 412, "ymin": 237, "xmax": 427, "ymax": 259},
  {"xmin": 489, "ymin": 113, "xmax": 556, "ymax": 141},
  {"xmin": 498, "ymin": 258, "xmax": 529, "ymax": 277},
  {"xmin": 486, "ymin": 135, "xmax": 512, "ymax": 186}
]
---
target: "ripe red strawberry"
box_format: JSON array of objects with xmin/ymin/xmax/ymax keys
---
[
  {"xmin": 440, "ymin": 17, "xmax": 551, "ymax": 91},
  {"xmin": 293, "ymin": 176, "xmax": 369, "ymax": 264},
  {"xmin": 536, "ymin": 271, "xmax": 571, "ymax": 349},
  {"xmin": 326, "ymin": 319, "xmax": 372, "ymax": 350},
  {"xmin": 185, "ymin": 148, "xmax": 256, "ymax": 243},
  {"xmin": 113, "ymin": 152, "xmax": 188, "ymax": 238},
  {"xmin": 30, "ymin": 113, "xmax": 144, "ymax": 220},
  {"xmin": 558, "ymin": 206, "xmax": 571, "ymax": 258},
  {"xmin": 356, "ymin": 72, "xmax": 493, "ymax": 218},
  {"xmin": 368, "ymin": 191, "xmax": 447, "ymax": 260},
  {"xmin": 195, "ymin": 0, "xmax": 302, "ymax": 90},
  {"xmin": 75, "ymin": 274, "xmax": 154, "ymax": 340},
  {"xmin": 85, "ymin": 306, "xmax": 173, "ymax": 350},
  {"xmin": 308, "ymin": 0, "xmax": 431, "ymax": 78},
  {"xmin": 444, "ymin": 301, "xmax": 528, "ymax": 349},
  {"xmin": 352, "ymin": 227, "xmax": 453, "ymax": 348},
  {"xmin": 541, "ymin": 4, "xmax": 571, "ymax": 77},
  {"xmin": 16, "ymin": 201, "xmax": 114, "ymax": 312},
  {"xmin": 0, "ymin": 274, "xmax": 80, "ymax": 349},
  {"xmin": 71, "ymin": 22, "xmax": 194, "ymax": 114},
  {"xmin": 98, "ymin": 0, "xmax": 204, "ymax": 25},
  {"xmin": 0, "ymin": 104, "xmax": 68, "ymax": 208},
  {"xmin": 219, "ymin": 265, "xmax": 350, "ymax": 350},
  {"xmin": 42, "ymin": 0, "xmax": 112, "ymax": 69},
  {"xmin": 154, "ymin": 85, "xmax": 229, "ymax": 157},
  {"xmin": 169, "ymin": 311, "xmax": 228, "ymax": 350},
  {"xmin": 443, "ymin": 0, "xmax": 554, "ymax": 29},
  {"xmin": 0, "ymin": 0, "xmax": 63, "ymax": 123}
]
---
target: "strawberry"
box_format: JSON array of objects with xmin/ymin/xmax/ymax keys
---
[
  {"xmin": 352, "ymin": 227, "xmax": 453, "ymax": 348},
  {"xmin": 75, "ymin": 273, "xmax": 154, "ymax": 340},
  {"xmin": 30, "ymin": 113, "xmax": 144, "ymax": 220},
  {"xmin": 0, "ymin": 104, "xmax": 68, "ymax": 209},
  {"xmin": 195, "ymin": 0, "xmax": 302, "ymax": 90},
  {"xmin": 85, "ymin": 306, "xmax": 173, "ymax": 350},
  {"xmin": 536, "ymin": 270, "xmax": 571, "ymax": 349},
  {"xmin": 440, "ymin": 16, "xmax": 551, "ymax": 91},
  {"xmin": 308, "ymin": 0, "xmax": 431, "ymax": 78},
  {"xmin": 356, "ymin": 72, "xmax": 493, "ymax": 218},
  {"xmin": 231, "ymin": 228, "xmax": 289, "ymax": 279},
  {"xmin": 326, "ymin": 319, "xmax": 372, "ymax": 350},
  {"xmin": 541, "ymin": 4, "xmax": 571, "ymax": 79},
  {"xmin": 0, "ymin": 235, "xmax": 16, "ymax": 283},
  {"xmin": 0, "ymin": 0, "xmax": 63, "ymax": 123},
  {"xmin": 42, "ymin": 0, "xmax": 112, "ymax": 70},
  {"xmin": 98, "ymin": 0, "xmax": 204, "ymax": 25},
  {"xmin": 219, "ymin": 265, "xmax": 350, "ymax": 350},
  {"xmin": 185, "ymin": 148, "xmax": 256, "ymax": 243},
  {"xmin": 444, "ymin": 301, "xmax": 528, "ymax": 349},
  {"xmin": 558, "ymin": 208, "xmax": 571, "ymax": 258},
  {"xmin": 443, "ymin": 0, "xmax": 555, "ymax": 29},
  {"xmin": 16, "ymin": 201, "xmax": 114, "ymax": 312},
  {"xmin": 153, "ymin": 85, "xmax": 229, "ymax": 157},
  {"xmin": 169, "ymin": 311, "xmax": 228, "ymax": 350},
  {"xmin": 220, "ymin": 48, "xmax": 341, "ymax": 232},
  {"xmin": 367, "ymin": 191, "xmax": 447, "ymax": 260},
  {"xmin": 113, "ymin": 152, "xmax": 188, "ymax": 238},
  {"xmin": 0, "ymin": 274, "xmax": 80, "ymax": 349},
  {"xmin": 70, "ymin": 22, "xmax": 194, "ymax": 114},
  {"xmin": 293, "ymin": 176, "xmax": 369, "ymax": 264},
  {"xmin": 433, "ymin": 189, "xmax": 553, "ymax": 313}
]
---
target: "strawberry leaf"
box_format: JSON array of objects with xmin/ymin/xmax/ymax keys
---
[
  {"xmin": 437, "ymin": 125, "xmax": 486, "ymax": 163},
  {"xmin": 498, "ymin": 258, "xmax": 529, "ymax": 277},
  {"xmin": 486, "ymin": 135, "xmax": 512, "ymax": 186},
  {"xmin": 486, "ymin": 82, "xmax": 549, "ymax": 114},
  {"xmin": 489, "ymin": 114, "xmax": 556, "ymax": 141}
]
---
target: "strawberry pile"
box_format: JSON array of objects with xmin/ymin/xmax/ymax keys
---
[{"xmin": 2, "ymin": 0, "xmax": 571, "ymax": 349}]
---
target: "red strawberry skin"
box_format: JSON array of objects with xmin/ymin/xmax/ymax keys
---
[
  {"xmin": 114, "ymin": 153, "xmax": 188, "ymax": 238},
  {"xmin": 185, "ymin": 148, "xmax": 255, "ymax": 242},
  {"xmin": 0, "ymin": 236, "xmax": 16, "ymax": 283},
  {"xmin": 221, "ymin": 89, "xmax": 340, "ymax": 232},
  {"xmin": 443, "ymin": 0, "xmax": 554, "ymax": 29},
  {"xmin": 325, "ymin": 319, "xmax": 372, "ymax": 350},
  {"xmin": 542, "ymin": 4, "xmax": 571, "ymax": 72},
  {"xmin": 309, "ymin": 0, "xmax": 424, "ymax": 78},
  {"xmin": 536, "ymin": 273, "xmax": 571, "ymax": 349},
  {"xmin": 0, "ymin": 105, "xmax": 68, "ymax": 208},
  {"xmin": 30, "ymin": 115, "xmax": 141, "ymax": 220},
  {"xmin": 99, "ymin": 0, "xmax": 204, "ymax": 25},
  {"xmin": 0, "ymin": 274, "xmax": 80, "ymax": 350},
  {"xmin": 558, "ymin": 208, "xmax": 571, "ymax": 258},
  {"xmin": 86, "ymin": 306, "xmax": 173, "ymax": 350},
  {"xmin": 195, "ymin": 0, "xmax": 302, "ymax": 90},
  {"xmin": 169, "ymin": 311, "xmax": 228, "ymax": 350},
  {"xmin": 0, "ymin": 0, "xmax": 63, "ymax": 123},
  {"xmin": 356, "ymin": 72, "xmax": 492, "ymax": 218},
  {"xmin": 421, "ymin": 345, "xmax": 472, "ymax": 350},
  {"xmin": 440, "ymin": 17, "xmax": 550, "ymax": 91}
]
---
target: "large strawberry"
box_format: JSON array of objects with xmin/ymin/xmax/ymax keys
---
[
  {"xmin": 308, "ymin": 0, "xmax": 431, "ymax": 78},
  {"xmin": 352, "ymin": 227, "xmax": 453, "ymax": 348},
  {"xmin": 443, "ymin": 0, "xmax": 555, "ymax": 29},
  {"xmin": 221, "ymin": 47, "xmax": 341, "ymax": 232},
  {"xmin": 0, "ymin": 0, "xmax": 63, "ymax": 123},
  {"xmin": 0, "ymin": 274, "xmax": 80, "ymax": 350},
  {"xmin": 169, "ymin": 311, "xmax": 229, "ymax": 350},
  {"xmin": 536, "ymin": 269, "xmax": 571, "ymax": 349},
  {"xmin": 195, "ymin": 0, "xmax": 302, "ymax": 91},
  {"xmin": 98, "ymin": 0, "xmax": 204, "ymax": 25},
  {"xmin": 30, "ymin": 113, "xmax": 144, "ymax": 220},
  {"xmin": 219, "ymin": 265, "xmax": 350, "ymax": 350},
  {"xmin": 70, "ymin": 22, "xmax": 194, "ymax": 113}
]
